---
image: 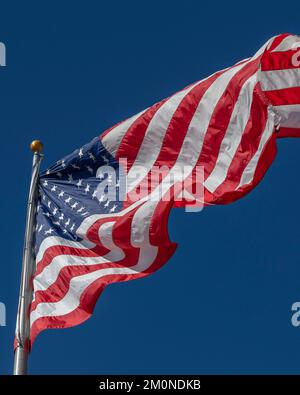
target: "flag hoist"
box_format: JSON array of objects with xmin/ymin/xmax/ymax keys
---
[{"xmin": 13, "ymin": 140, "xmax": 43, "ymax": 375}]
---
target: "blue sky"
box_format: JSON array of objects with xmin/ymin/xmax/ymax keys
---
[{"xmin": 1, "ymin": 1, "xmax": 300, "ymax": 374}]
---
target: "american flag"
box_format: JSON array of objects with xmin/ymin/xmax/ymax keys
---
[{"xmin": 29, "ymin": 33, "xmax": 300, "ymax": 346}]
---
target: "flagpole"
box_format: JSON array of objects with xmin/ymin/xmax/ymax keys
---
[{"xmin": 13, "ymin": 140, "xmax": 43, "ymax": 375}]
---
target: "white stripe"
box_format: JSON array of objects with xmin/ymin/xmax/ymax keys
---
[
  {"xmin": 236, "ymin": 109, "xmax": 275, "ymax": 189},
  {"xmin": 275, "ymin": 104, "xmax": 300, "ymax": 128},
  {"xmin": 30, "ymin": 245, "xmax": 157, "ymax": 326},
  {"xmin": 98, "ymin": 221, "xmax": 118, "ymax": 250},
  {"xmin": 101, "ymin": 109, "xmax": 147, "ymax": 155},
  {"xmin": 36, "ymin": 236, "xmax": 95, "ymax": 263},
  {"xmin": 271, "ymin": 35, "xmax": 300, "ymax": 52},
  {"xmin": 126, "ymin": 81, "xmax": 200, "ymax": 192},
  {"xmin": 204, "ymin": 74, "xmax": 257, "ymax": 193},
  {"xmin": 76, "ymin": 198, "xmax": 146, "ymax": 237},
  {"xmin": 259, "ymin": 68, "xmax": 300, "ymax": 91}
]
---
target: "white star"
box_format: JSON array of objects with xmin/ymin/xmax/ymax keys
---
[
  {"xmin": 51, "ymin": 185, "xmax": 57, "ymax": 192},
  {"xmin": 109, "ymin": 204, "xmax": 117, "ymax": 213},
  {"xmin": 53, "ymin": 221, "xmax": 60, "ymax": 226},
  {"xmin": 68, "ymin": 174, "xmax": 73, "ymax": 183},
  {"xmin": 71, "ymin": 202, "xmax": 79, "ymax": 209},
  {"xmin": 61, "ymin": 160, "xmax": 66, "ymax": 168},
  {"xmin": 46, "ymin": 169, "xmax": 50, "ymax": 175},
  {"xmin": 65, "ymin": 196, "xmax": 72, "ymax": 203},
  {"xmin": 38, "ymin": 224, "xmax": 44, "ymax": 232},
  {"xmin": 78, "ymin": 148, "xmax": 84, "ymax": 158},
  {"xmin": 44, "ymin": 228, "xmax": 54, "ymax": 236},
  {"xmin": 76, "ymin": 179, "xmax": 83, "ymax": 188},
  {"xmin": 70, "ymin": 224, "xmax": 75, "ymax": 232},
  {"xmin": 77, "ymin": 206, "xmax": 85, "ymax": 213},
  {"xmin": 43, "ymin": 180, "xmax": 48, "ymax": 187},
  {"xmin": 89, "ymin": 152, "xmax": 96, "ymax": 162},
  {"xmin": 58, "ymin": 191, "xmax": 65, "ymax": 198},
  {"xmin": 81, "ymin": 212, "xmax": 89, "ymax": 217},
  {"xmin": 52, "ymin": 207, "xmax": 58, "ymax": 215},
  {"xmin": 47, "ymin": 201, "xmax": 51, "ymax": 208},
  {"xmin": 92, "ymin": 189, "xmax": 97, "ymax": 199},
  {"xmin": 56, "ymin": 172, "xmax": 62, "ymax": 178},
  {"xmin": 65, "ymin": 218, "xmax": 71, "ymax": 226},
  {"xmin": 99, "ymin": 194, "xmax": 105, "ymax": 202},
  {"xmin": 71, "ymin": 164, "xmax": 80, "ymax": 170},
  {"xmin": 104, "ymin": 200, "xmax": 110, "ymax": 208},
  {"xmin": 84, "ymin": 184, "xmax": 90, "ymax": 193},
  {"xmin": 59, "ymin": 213, "xmax": 64, "ymax": 221}
]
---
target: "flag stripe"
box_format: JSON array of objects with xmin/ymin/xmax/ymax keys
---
[
  {"xmin": 209, "ymin": 85, "xmax": 269, "ymax": 198},
  {"xmin": 204, "ymin": 74, "xmax": 257, "ymax": 192},
  {"xmin": 259, "ymin": 68, "xmax": 300, "ymax": 91},
  {"xmin": 236, "ymin": 110, "xmax": 275, "ymax": 189},
  {"xmin": 264, "ymin": 87, "xmax": 300, "ymax": 106}
]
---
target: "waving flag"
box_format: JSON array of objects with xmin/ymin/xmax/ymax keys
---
[{"xmin": 29, "ymin": 33, "xmax": 300, "ymax": 346}]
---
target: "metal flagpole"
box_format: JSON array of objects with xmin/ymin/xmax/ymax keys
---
[{"xmin": 13, "ymin": 140, "xmax": 43, "ymax": 375}]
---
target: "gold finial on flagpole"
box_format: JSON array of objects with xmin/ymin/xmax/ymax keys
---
[{"xmin": 30, "ymin": 140, "xmax": 43, "ymax": 153}]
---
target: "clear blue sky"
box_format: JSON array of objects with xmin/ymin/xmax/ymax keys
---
[{"xmin": 1, "ymin": 1, "xmax": 300, "ymax": 374}]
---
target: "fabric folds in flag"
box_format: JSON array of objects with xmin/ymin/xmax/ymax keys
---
[{"xmin": 28, "ymin": 33, "xmax": 300, "ymax": 347}]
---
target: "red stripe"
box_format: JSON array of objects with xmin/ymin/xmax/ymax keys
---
[
  {"xmin": 277, "ymin": 126, "xmax": 300, "ymax": 138},
  {"xmin": 35, "ymin": 245, "xmax": 108, "ymax": 278},
  {"xmin": 268, "ymin": 33, "xmax": 291, "ymax": 52},
  {"xmin": 261, "ymin": 49, "xmax": 300, "ymax": 71},
  {"xmin": 115, "ymin": 99, "xmax": 167, "ymax": 164},
  {"xmin": 247, "ymin": 133, "xmax": 277, "ymax": 188},
  {"xmin": 148, "ymin": 74, "xmax": 223, "ymax": 167},
  {"xmin": 198, "ymin": 59, "xmax": 261, "ymax": 181},
  {"xmin": 210, "ymin": 85, "xmax": 269, "ymax": 200},
  {"xmin": 203, "ymin": 135, "xmax": 276, "ymax": 205},
  {"xmin": 148, "ymin": 182, "xmax": 184, "ymax": 246},
  {"xmin": 264, "ymin": 87, "xmax": 300, "ymax": 106}
]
